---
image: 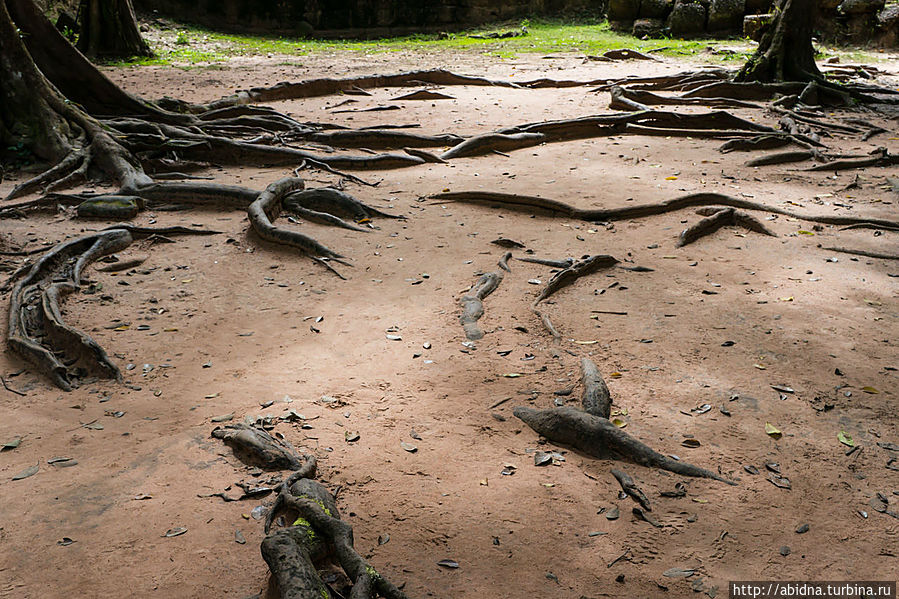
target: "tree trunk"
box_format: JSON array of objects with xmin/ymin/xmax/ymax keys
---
[
  {"xmin": 735, "ymin": 0, "xmax": 821, "ymax": 82},
  {"xmin": 0, "ymin": 0, "xmax": 76, "ymax": 161},
  {"xmin": 77, "ymin": 0, "xmax": 152, "ymax": 59}
]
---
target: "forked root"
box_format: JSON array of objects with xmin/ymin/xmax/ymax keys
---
[
  {"xmin": 677, "ymin": 207, "xmax": 777, "ymax": 247},
  {"xmin": 514, "ymin": 361, "xmax": 735, "ymax": 484},
  {"xmin": 248, "ymin": 177, "xmax": 351, "ymax": 276},
  {"xmin": 7, "ymin": 229, "xmax": 133, "ymax": 390},
  {"xmin": 263, "ymin": 467, "xmax": 408, "ymax": 599}
]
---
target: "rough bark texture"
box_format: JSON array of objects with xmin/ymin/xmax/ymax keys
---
[
  {"xmin": 0, "ymin": 0, "xmax": 74, "ymax": 161},
  {"xmin": 77, "ymin": 0, "xmax": 153, "ymax": 59},
  {"xmin": 735, "ymin": 0, "xmax": 822, "ymax": 82}
]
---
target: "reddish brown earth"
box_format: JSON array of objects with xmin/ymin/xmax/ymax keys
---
[{"xmin": 1, "ymin": 49, "xmax": 897, "ymax": 599}]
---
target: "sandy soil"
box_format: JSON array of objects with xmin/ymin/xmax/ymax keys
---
[{"xmin": 1, "ymin": 48, "xmax": 898, "ymax": 599}]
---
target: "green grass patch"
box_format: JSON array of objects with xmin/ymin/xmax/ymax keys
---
[{"xmin": 127, "ymin": 19, "xmax": 755, "ymax": 67}]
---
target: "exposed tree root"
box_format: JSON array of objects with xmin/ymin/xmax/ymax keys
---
[
  {"xmin": 440, "ymin": 132, "xmax": 545, "ymax": 160},
  {"xmin": 429, "ymin": 190, "xmax": 899, "ymax": 229},
  {"xmin": 248, "ymin": 178, "xmax": 350, "ymax": 277},
  {"xmin": 580, "ymin": 357, "xmax": 612, "ymax": 419},
  {"xmin": 745, "ymin": 150, "xmax": 819, "ymax": 167},
  {"xmin": 677, "ymin": 207, "xmax": 777, "ymax": 247},
  {"xmin": 820, "ymin": 246, "xmax": 899, "ymax": 261},
  {"xmin": 683, "ymin": 81, "xmax": 806, "ymax": 101},
  {"xmin": 805, "ymin": 149, "xmax": 899, "ymax": 172},
  {"xmin": 212, "ymin": 423, "xmax": 311, "ymax": 471},
  {"xmin": 7, "ymin": 230, "xmax": 131, "ymax": 390},
  {"xmin": 516, "ymin": 256, "xmax": 574, "ymax": 269},
  {"xmin": 589, "ymin": 68, "xmax": 731, "ymax": 93},
  {"xmin": 307, "ymin": 129, "xmax": 462, "ymax": 149},
  {"xmin": 514, "ymin": 363, "xmax": 736, "ymax": 484},
  {"xmin": 609, "ymin": 85, "xmax": 761, "ymax": 111},
  {"xmin": 283, "ymin": 188, "xmax": 402, "ymax": 221},
  {"xmin": 263, "ymin": 468, "xmax": 408, "ymax": 599},
  {"xmin": 459, "ymin": 266, "xmax": 505, "ymax": 341},
  {"xmin": 531, "ymin": 255, "xmax": 619, "ymax": 342},
  {"xmin": 612, "ymin": 468, "xmax": 651, "ymax": 511},
  {"xmin": 188, "ymin": 69, "xmax": 524, "ymax": 111},
  {"xmin": 535, "ymin": 255, "xmax": 619, "ymax": 303},
  {"xmin": 6, "ymin": 226, "xmax": 219, "ymax": 390},
  {"xmin": 719, "ymin": 135, "xmax": 796, "ymax": 153}
]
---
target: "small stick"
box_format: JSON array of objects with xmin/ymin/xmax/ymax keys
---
[
  {"xmin": 591, "ymin": 310, "xmax": 628, "ymax": 315},
  {"xmin": 489, "ymin": 397, "xmax": 512, "ymax": 410},
  {"xmin": 1, "ymin": 375, "xmax": 26, "ymax": 397}
]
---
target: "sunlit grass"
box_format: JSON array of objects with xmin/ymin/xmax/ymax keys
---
[{"xmin": 127, "ymin": 19, "xmax": 759, "ymax": 67}]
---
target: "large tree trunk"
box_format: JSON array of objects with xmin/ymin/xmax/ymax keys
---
[
  {"xmin": 0, "ymin": 0, "xmax": 77, "ymax": 161},
  {"xmin": 77, "ymin": 0, "xmax": 152, "ymax": 59},
  {"xmin": 1, "ymin": 0, "xmax": 151, "ymax": 190},
  {"xmin": 6, "ymin": 0, "xmax": 160, "ymax": 117},
  {"xmin": 735, "ymin": 0, "xmax": 821, "ymax": 82}
]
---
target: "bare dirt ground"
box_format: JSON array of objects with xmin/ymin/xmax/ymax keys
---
[{"xmin": 1, "ymin": 48, "xmax": 898, "ymax": 599}]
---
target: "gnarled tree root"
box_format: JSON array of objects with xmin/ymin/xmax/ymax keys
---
[
  {"xmin": 283, "ymin": 188, "xmax": 403, "ymax": 222},
  {"xmin": 212, "ymin": 423, "xmax": 311, "ymax": 471},
  {"xmin": 535, "ymin": 254, "xmax": 619, "ymax": 303},
  {"xmin": 460, "ymin": 264, "xmax": 505, "ymax": 341},
  {"xmin": 531, "ymin": 255, "xmax": 619, "ymax": 342},
  {"xmin": 248, "ymin": 177, "xmax": 350, "ymax": 278},
  {"xmin": 514, "ymin": 362, "xmax": 735, "ymax": 484},
  {"xmin": 580, "ymin": 357, "xmax": 612, "ymax": 419},
  {"xmin": 609, "ymin": 85, "xmax": 761, "ymax": 111},
  {"xmin": 7, "ymin": 226, "xmax": 220, "ymax": 390},
  {"xmin": 676, "ymin": 207, "xmax": 777, "ymax": 247},
  {"xmin": 7, "ymin": 229, "xmax": 133, "ymax": 390},
  {"xmin": 440, "ymin": 132, "xmax": 545, "ymax": 160},
  {"xmin": 429, "ymin": 190, "xmax": 899, "ymax": 229},
  {"xmin": 263, "ymin": 468, "xmax": 408, "ymax": 599},
  {"xmin": 821, "ymin": 246, "xmax": 899, "ymax": 261}
]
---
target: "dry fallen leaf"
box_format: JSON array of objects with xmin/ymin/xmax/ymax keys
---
[{"xmin": 765, "ymin": 422, "xmax": 782, "ymax": 439}]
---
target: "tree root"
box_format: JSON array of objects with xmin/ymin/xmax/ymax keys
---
[
  {"xmin": 7, "ymin": 229, "xmax": 133, "ymax": 390},
  {"xmin": 459, "ymin": 266, "xmax": 505, "ymax": 341},
  {"xmin": 719, "ymin": 135, "xmax": 794, "ymax": 153},
  {"xmin": 745, "ymin": 150, "xmax": 819, "ymax": 167},
  {"xmin": 513, "ymin": 363, "xmax": 736, "ymax": 484},
  {"xmin": 820, "ymin": 246, "xmax": 899, "ymax": 261},
  {"xmin": 283, "ymin": 188, "xmax": 402, "ymax": 221},
  {"xmin": 516, "ymin": 256, "xmax": 574, "ymax": 268},
  {"xmin": 263, "ymin": 468, "xmax": 408, "ymax": 599},
  {"xmin": 531, "ymin": 255, "xmax": 619, "ymax": 342},
  {"xmin": 248, "ymin": 178, "xmax": 350, "ymax": 276},
  {"xmin": 535, "ymin": 255, "xmax": 619, "ymax": 303},
  {"xmin": 805, "ymin": 149, "xmax": 899, "ymax": 172},
  {"xmin": 677, "ymin": 207, "xmax": 777, "ymax": 247},
  {"xmin": 440, "ymin": 132, "xmax": 545, "ymax": 160},
  {"xmin": 609, "ymin": 85, "xmax": 761, "ymax": 111},
  {"xmin": 429, "ymin": 190, "xmax": 899, "ymax": 229},
  {"xmin": 307, "ymin": 129, "xmax": 462, "ymax": 149},
  {"xmin": 589, "ymin": 68, "xmax": 731, "ymax": 93},
  {"xmin": 6, "ymin": 225, "xmax": 221, "ymax": 390},
  {"xmin": 212, "ymin": 423, "xmax": 312, "ymax": 471},
  {"xmin": 580, "ymin": 357, "xmax": 612, "ymax": 419},
  {"xmin": 187, "ymin": 69, "xmax": 524, "ymax": 113},
  {"xmin": 611, "ymin": 468, "xmax": 651, "ymax": 511}
]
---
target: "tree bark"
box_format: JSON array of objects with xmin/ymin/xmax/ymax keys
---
[
  {"xmin": 0, "ymin": 0, "xmax": 77, "ymax": 161},
  {"xmin": 735, "ymin": 0, "xmax": 821, "ymax": 82},
  {"xmin": 77, "ymin": 0, "xmax": 152, "ymax": 59}
]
